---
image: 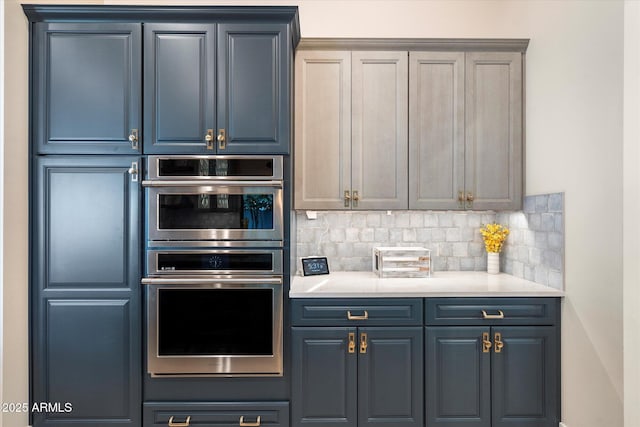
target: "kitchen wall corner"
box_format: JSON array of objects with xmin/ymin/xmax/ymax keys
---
[{"xmin": 498, "ymin": 192, "xmax": 565, "ymax": 290}]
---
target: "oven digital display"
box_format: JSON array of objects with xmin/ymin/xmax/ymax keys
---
[
  {"xmin": 157, "ymin": 253, "xmax": 273, "ymax": 272},
  {"xmin": 157, "ymin": 288, "xmax": 273, "ymax": 356}
]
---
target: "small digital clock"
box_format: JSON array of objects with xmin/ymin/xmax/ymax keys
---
[{"xmin": 301, "ymin": 257, "xmax": 330, "ymax": 276}]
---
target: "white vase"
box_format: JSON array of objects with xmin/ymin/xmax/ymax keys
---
[{"xmin": 487, "ymin": 252, "xmax": 500, "ymax": 274}]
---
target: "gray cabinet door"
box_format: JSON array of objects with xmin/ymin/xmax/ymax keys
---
[
  {"xmin": 492, "ymin": 327, "xmax": 558, "ymax": 427},
  {"xmin": 294, "ymin": 51, "xmax": 351, "ymax": 209},
  {"xmin": 425, "ymin": 327, "xmax": 491, "ymax": 427},
  {"xmin": 32, "ymin": 156, "xmax": 141, "ymax": 426},
  {"xmin": 292, "ymin": 327, "xmax": 358, "ymax": 427},
  {"xmin": 465, "ymin": 52, "xmax": 523, "ymax": 210},
  {"xmin": 33, "ymin": 23, "xmax": 141, "ymax": 154},
  {"xmin": 144, "ymin": 24, "xmax": 216, "ymax": 154},
  {"xmin": 351, "ymin": 52, "xmax": 408, "ymax": 209},
  {"xmin": 359, "ymin": 327, "xmax": 423, "ymax": 427},
  {"xmin": 217, "ymin": 23, "xmax": 290, "ymax": 154},
  {"xmin": 409, "ymin": 52, "xmax": 465, "ymax": 210}
]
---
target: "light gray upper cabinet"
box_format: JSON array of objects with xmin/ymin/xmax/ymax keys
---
[
  {"xmin": 352, "ymin": 52, "xmax": 408, "ymax": 209},
  {"xmin": 294, "ymin": 50, "xmax": 408, "ymax": 210},
  {"xmin": 294, "ymin": 51, "xmax": 351, "ymax": 210},
  {"xmin": 409, "ymin": 52, "xmax": 465, "ymax": 210},
  {"xmin": 409, "ymin": 51, "xmax": 523, "ymax": 210},
  {"xmin": 295, "ymin": 40, "xmax": 526, "ymax": 211},
  {"xmin": 465, "ymin": 52, "xmax": 523, "ymax": 211}
]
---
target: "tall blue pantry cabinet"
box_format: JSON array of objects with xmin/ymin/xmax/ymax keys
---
[{"xmin": 23, "ymin": 5, "xmax": 299, "ymax": 427}]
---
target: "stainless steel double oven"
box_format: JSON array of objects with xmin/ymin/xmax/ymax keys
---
[{"xmin": 142, "ymin": 156, "xmax": 284, "ymax": 377}]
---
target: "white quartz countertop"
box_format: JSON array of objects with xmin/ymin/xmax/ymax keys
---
[{"xmin": 290, "ymin": 271, "xmax": 564, "ymax": 298}]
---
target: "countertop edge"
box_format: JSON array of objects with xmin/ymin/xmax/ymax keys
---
[{"xmin": 289, "ymin": 271, "xmax": 565, "ymax": 298}]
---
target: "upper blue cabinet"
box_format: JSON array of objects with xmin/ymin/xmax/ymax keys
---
[
  {"xmin": 27, "ymin": 6, "xmax": 300, "ymax": 155},
  {"xmin": 33, "ymin": 23, "xmax": 142, "ymax": 154},
  {"xmin": 217, "ymin": 23, "xmax": 291, "ymax": 154},
  {"xmin": 143, "ymin": 24, "xmax": 217, "ymax": 154}
]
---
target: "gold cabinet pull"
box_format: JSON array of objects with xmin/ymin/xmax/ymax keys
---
[
  {"xmin": 458, "ymin": 190, "xmax": 465, "ymax": 208},
  {"xmin": 205, "ymin": 129, "xmax": 214, "ymax": 150},
  {"xmin": 494, "ymin": 332, "xmax": 504, "ymax": 353},
  {"xmin": 239, "ymin": 416, "xmax": 261, "ymax": 427},
  {"xmin": 482, "ymin": 332, "xmax": 492, "ymax": 353},
  {"xmin": 360, "ymin": 332, "xmax": 368, "ymax": 354},
  {"xmin": 481, "ymin": 310, "xmax": 505, "ymax": 319},
  {"xmin": 466, "ymin": 192, "xmax": 474, "ymax": 209},
  {"xmin": 352, "ymin": 190, "xmax": 359, "ymax": 208},
  {"xmin": 168, "ymin": 416, "xmax": 191, "ymax": 427},
  {"xmin": 348, "ymin": 332, "xmax": 356, "ymax": 354},
  {"xmin": 217, "ymin": 128, "xmax": 226, "ymax": 150},
  {"xmin": 347, "ymin": 310, "xmax": 368, "ymax": 320},
  {"xmin": 128, "ymin": 128, "xmax": 139, "ymax": 151},
  {"xmin": 344, "ymin": 190, "xmax": 351, "ymax": 207}
]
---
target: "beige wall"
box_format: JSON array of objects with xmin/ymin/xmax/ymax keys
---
[
  {"xmin": 624, "ymin": 1, "xmax": 640, "ymax": 426},
  {"xmin": 2, "ymin": 1, "xmax": 626, "ymax": 426},
  {"xmin": 2, "ymin": 0, "xmax": 29, "ymax": 426}
]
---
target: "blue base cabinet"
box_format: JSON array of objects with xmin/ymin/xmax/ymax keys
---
[
  {"xmin": 425, "ymin": 298, "xmax": 560, "ymax": 427},
  {"xmin": 31, "ymin": 156, "xmax": 141, "ymax": 427},
  {"xmin": 291, "ymin": 299, "xmax": 424, "ymax": 427},
  {"xmin": 143, "ymin": 402, "xmax": 289, "ymax": 427}
]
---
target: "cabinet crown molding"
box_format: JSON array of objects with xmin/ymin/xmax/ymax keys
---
[
  {"xmin": 297, "ymin": 38, "xmax": 529, "ymax": 52},
  {"xmin": 21, "ymin": 4, "xmax": 301, "ymax": 47}
]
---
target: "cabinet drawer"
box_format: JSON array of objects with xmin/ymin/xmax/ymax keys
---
[
  {"xmin": 425, "ymin": 298, "xmax": 559, "ymax": 326},
  {"xmin": 144, "ymin": 402, "xmax": 288, "ymax": 427},
  {"xmin": 291, "ymin": 298, "xmax": 423, "ymax": 326}
]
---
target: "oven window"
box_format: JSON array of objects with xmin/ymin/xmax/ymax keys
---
[
  {"xmin": 158, "ymin": 194, "xmax": 274, "ymax": 230},
  {"xmin": 158, "ymin": 158, "xmax": 274, "ymax": 177},
  {"xmin": 158, "ymin": 289, "xmax": 273, "ymax": 356},
  {"xmin": 157, "ymin": 253, "xmax": 273, "ymax": 272}
]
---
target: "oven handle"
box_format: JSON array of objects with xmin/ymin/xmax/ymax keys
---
[
  {"xmin": 141, "ymin": 180, "xmax": 282, "ymax": 188},
  {"xmin": 141, "ymin": 277, "xmax": 283, "ymax": 285}
]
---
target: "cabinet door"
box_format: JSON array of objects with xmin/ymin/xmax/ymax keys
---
[
  {"xmin": 294, "ymin": 51, "xmax": 352, "ymax": 209},
  {"xmin": 351, "ymin": 52, "xmax": 408, "ymax": 209},
  {"xmin": 217, "ymin": 23, "xmax": 290, "ymax": 154},
  {"xmin": 359, "ymin": 327, "xmax": 423, "ymax": 427},
  {"xmin": 425, "ymin": 327, "xmax": 490, "ymax": 427},
  {"xmin": 465, "ymin": 52, "xmax": 523, "ymax": 210},
  {"xmin": 292, "ymin": 327, "xmax": 357, "ymax": 427},
  {"xmin": 33, "ymin": 23, "xmax": 141, "ymax": 154},
  {"xmin": 144, "ymin": 24, "xmax": 216, "ymax": 154},
  {"xmin": 409, "ymin": 52, "xmax": 465, "ymax": 210},
  {"xmin": 32, "ymin": 156, "xmax": 141, "ymax": 426},
  {"xmin": 492, "ymin": 327, "xmax": 558, "ymax": 427}
]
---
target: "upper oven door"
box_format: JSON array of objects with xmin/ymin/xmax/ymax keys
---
[{"xmin": 145, "ymin": 182, "xmax": 283, "ymax": 242}]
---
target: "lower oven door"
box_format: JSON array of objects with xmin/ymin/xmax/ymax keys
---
[{"xmin": 143, "ymin": 276, "xmax": 283, "ymax": 376}]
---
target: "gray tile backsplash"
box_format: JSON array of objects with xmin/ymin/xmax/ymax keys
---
[
  {"xmin": 497, "ymin": 193, "xmax": 564, "ymax": 290},
  {"xmin": 294, "ymin": 193, "xmax": 564, "ymax": 289}
]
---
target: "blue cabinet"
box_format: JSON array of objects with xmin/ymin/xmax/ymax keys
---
[
  {"xmin": 291, "ymin": 299, "xmax": 424, "ymax": 427},
  {"xmin": 33, "ymin": 23, "xmax": 141, "ymax": 154},
  {"xmin": 31, "ymin": 156, "xmax": 141, "ymax": 426},
  {"xmin": 218, "ymin": 23, "xmax": 291, "ymax": 154},
  {"xmin": 143, "ymin": 401, "xmax": 289, "ymax": 427},
  {"xmin": 143, "ymin": 24, "xmax": 216, "ymax": 154},
  {"xmin": 144, "ymin": 22, "xmax": 291, "ymax": 154},
  {"xmin": 425, "ymin": 298, "xmax": 560, "ymax": 427}
]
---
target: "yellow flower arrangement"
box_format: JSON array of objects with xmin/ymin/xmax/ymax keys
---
[{"xmin": 479, "ymin": 223, "xmax": 510, "ymax": 253}]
